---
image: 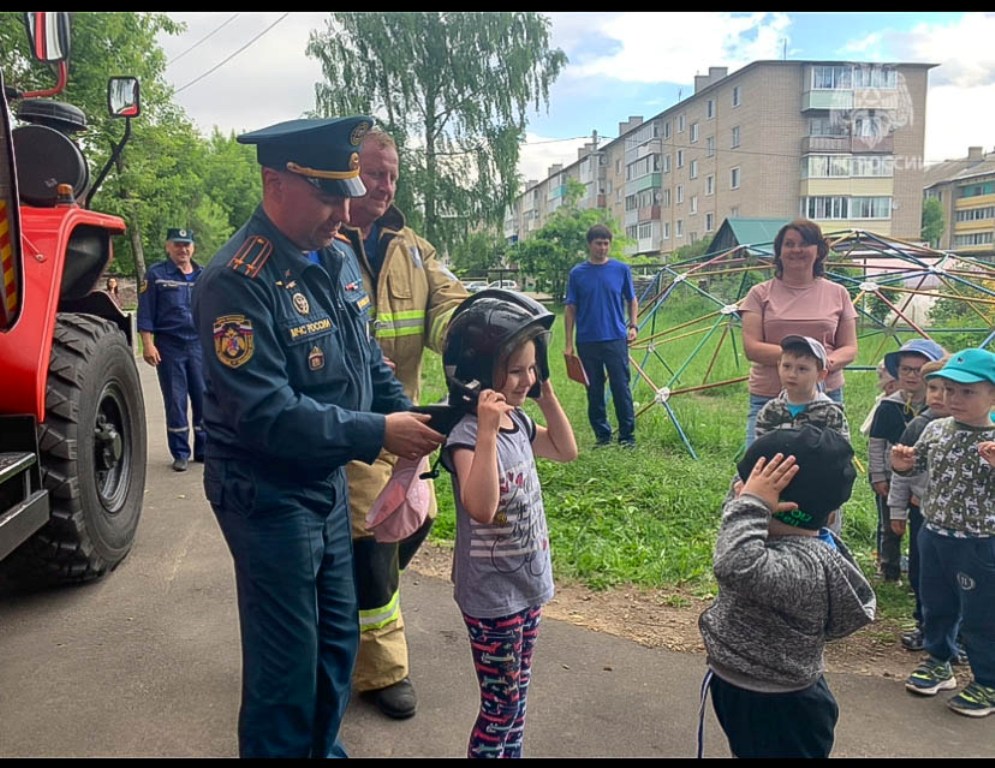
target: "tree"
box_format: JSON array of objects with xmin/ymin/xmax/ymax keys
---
[
  {"xmin": 305, "ymin": 12, "xmax": 567, "ymax": 257},
  {"xmin": 448, "ymin": 229, "xmax": 508, "ymax": 278},
  {"xmin": 921, "ymin": 196, "xmax": 944, "ymax": 247}
]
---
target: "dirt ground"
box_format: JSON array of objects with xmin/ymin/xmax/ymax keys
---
[{"xmin": 408, "ymin": 541, "xmax": 919, "ymax": 682}]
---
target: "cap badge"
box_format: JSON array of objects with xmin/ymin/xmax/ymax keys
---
[{"xmin": 349, "ymin": 121, "xmax": 371, "ymax": 146}]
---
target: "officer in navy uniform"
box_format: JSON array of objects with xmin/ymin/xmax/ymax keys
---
[
  {"xmin": 191, "ymin": 116, "xmax": 445, "ymax": 759},
  {"xmin": 137, "ymin": 227, "xmax": 205, "ymax": 472}
]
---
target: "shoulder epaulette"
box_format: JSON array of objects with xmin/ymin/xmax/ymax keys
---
[{"xmin": 227, "ymin": 236, "xmax": 273, "ymax": 279}]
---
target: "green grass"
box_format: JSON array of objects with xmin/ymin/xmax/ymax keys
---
[{"xmin": 420, "ymin": 302, "xmax": 942, "ymax": 623}]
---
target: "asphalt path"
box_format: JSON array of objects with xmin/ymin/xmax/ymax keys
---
[{"xmin": 0, "ymin": 361, "xmax": 991, "ymax": 757}]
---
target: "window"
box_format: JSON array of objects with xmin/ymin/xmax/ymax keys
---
[
  {"xmin": 852, "ymin": 155, "xmax": 894, "ymax": 177},
  {"xmin": 615, "ymin": 159, "xmax": 622, "ymax": 174},
  {"xmin": 955, "ymin": 206, "xmax": 995, "ymax": 222},
  {"xmin": 706, "ymin": 136, "xmax": 715, "ymax": 158},
  {"xmin": 638, "ymin": 223, "xmax": 653, "ymax": 239},
  {"xmin": 690, "ymin": 159, "xmax": 699, "ymax": 179},
  {"xmin": 663, "ymin": 120, "xmax": 671, "ymax": 139},
  {"xmin": 706, "ymin": 175, "xmax": 715, "ymax": 196},
  {"xmin": 690, "ymin": 195, "xmax": 698, "ymax": 214},
  {"xmin": 626, "ymin": 225, "xmax": 638, "ymax": 240},
  {"xmin": 730, "ymin": 206, "xmax": 740, "ymax": 217},
  {"xmin": 811, "ymin": 65, "xmax": 852, "ymax": 90},
  {"xmin": 961, "ymin": 182, "xmax": 995, "ymax": 198},
  {"xmin": 730, "ymin": 167, "xmax": 740, "ymax": 189},
  {"xmin": 663, "ymin": 222, "xmax": 670, "ymax": 240},
  {"xmin": 676, "ymin": 219, "xmax": 684, "ymax": 237},
  {"xmin": 804, "ymin": 155, "xmax": 851, "ymax": 178},
  {"xmin": 809, "ymin": 117, "xmax": 847, "ymax": 137},
  {"xmin": 706, "ymin": 212, "xmax": 715, "ymax": 231},
  {"xmin": 678, "ymin": 113, "xmax": 686, "ymax": 132},
  {"xmin": 662, "ymin": 188, "xmax": 671, "ymax": 207},
  {"xmin": 852, "ymin": 65, "xmax": 897, "ymax": 89},
  {"xmin": 676, "ymin": 185, "xmax": 684, "ymax": 204},
  {"xmin": 731, "ymin": 126, "xmax": 741, "ymax": 148},
  {"xmin": 690, "ymin": 122, "xmax": 699, "ymax": 143},
  {"xmin": 850, "ymin": 196, "xmax": 891, "ymax": 219},
  {"xmin": 707, "ymin": 99, "xmax": 715, "ymax": 119},
  {"xmin": 803, "ymin": 195, "xmax": 848, "ymax": 219},
  {"xmin": 677, "ymin": 149, "xmax": 685, "ymax": 168},
  {"xmin": 663, "ymin": 154, "xmax": 671, "ymax": 174},
  {"xmin": 954, "ymin": 232, "xmax": 994, "ymax": 247},
  {"xmin": 732, "ymin": 85, "xmax": 741, "ymax": 107}
]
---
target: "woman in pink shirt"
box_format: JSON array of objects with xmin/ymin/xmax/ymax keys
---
[{"xmin": 740, "ymin": 219, "xmax": 859, "ymax": 446}]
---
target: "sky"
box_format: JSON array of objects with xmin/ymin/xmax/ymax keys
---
[{"xmin": 158, "ymin": 11, "xmax": 995, "ymax": 184}]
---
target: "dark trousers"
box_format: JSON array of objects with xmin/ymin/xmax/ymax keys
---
[
  {"xmin": 875, "ymin": 491, "xmax": 903, "ymax": 581},
  {"xmin": 205, "ymin": 460, "xmax": 358, "ymax": 758},
  {"xmin": 155, "ymin": 335, "xmax": 205, "ymax": 461},
  {"xmin": 908, "ymin": 504, "xmax": 923, "ymax": 626},
  {"xmin": 709, "ymin": 673, "xmax": 839, "ymax": 758},
  {"xmin": 918, "ymin": 526, "xmax": 995, "ymax": 686},
  {"xmin": 577, "ymin": 339, "xmax": 635, "ymax": 444}
]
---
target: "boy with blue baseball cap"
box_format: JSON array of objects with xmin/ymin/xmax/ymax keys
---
[{"xmin": 891, "ymin": 348, "xmax": 995, "ymax": 717}]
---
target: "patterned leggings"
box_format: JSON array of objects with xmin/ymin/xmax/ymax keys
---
[{"xmin": 462, "ymin": 605, "xmax": 543, "ymax": 759}]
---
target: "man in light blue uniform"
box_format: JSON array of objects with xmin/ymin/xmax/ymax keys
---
[{"xmin": 191, "ymin": 116, "xmax": 445, "ymax": 758}]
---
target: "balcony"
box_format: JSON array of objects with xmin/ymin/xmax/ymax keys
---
[
  {"xmin": 638, "ymin": 204, "xmax": 661, "ymax": 222},
  {"xmin": 802, "ymin": 89, "xmax": 852, "ymax": 112},
  {"xmin": 802, "ymin": 134, "xmax": 895, "ymax": 155},
  {"xmin": 851, "ymin": 134, "xmax": 893, "ymax": 154},
  {"xmin": 801, "ymin": 136, "xmax": 849, "ymax": 154}
]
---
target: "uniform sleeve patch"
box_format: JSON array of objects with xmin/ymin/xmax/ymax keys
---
[{"xmin": 213, "ymin": 315, "xmax": 254, "ymax": 368}]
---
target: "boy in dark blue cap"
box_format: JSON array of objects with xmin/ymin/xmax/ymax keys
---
[
  {"xmin": 138, "ymin": 226, "xmax": 205, "ymax": 471},
  {"xmin": 191, "ymin": 116, "xmax": 445, "ymax": 758},
  {"xmin": 697, "ymin": 425, "xmax": 876, "ymax": 758},
  {"xmin": 892, "ymin": 348, "xmax": 995, "ymax": 717}
]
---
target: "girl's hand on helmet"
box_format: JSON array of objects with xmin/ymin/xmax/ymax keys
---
[{"xmin": 477, "ymin": 389, "xmax": 513, "ymax": 433}]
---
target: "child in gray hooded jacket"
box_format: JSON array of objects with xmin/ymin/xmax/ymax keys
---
[{"xmin": 697, "ymin": 425, "xmax": 876, "ymax": 758}]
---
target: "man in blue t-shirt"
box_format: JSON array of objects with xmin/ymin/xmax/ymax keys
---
[{"xmin": 564, "ymin": 224, "xmax": 639, "ymax": 447}]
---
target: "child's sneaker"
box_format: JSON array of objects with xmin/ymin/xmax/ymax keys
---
[
  {"xmin": 905, "ymin": 657, "xmax": 957, "ymax": 696},
  {"xmin": 947, "ymin": 681, "xmax": 995, "ymax": 718},
  {"xmin": 900, "ymin": 628, "xmax": 924, "ymax": 652}
]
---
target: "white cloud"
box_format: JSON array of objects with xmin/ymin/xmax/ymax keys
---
[
  {"xmin": 519, "ymin": 133, "xmax": 589, "ymax": 187},
  {"xmin": 162, "ymin": 12, "xmax": 327, "ymax": 137},
  {"xmin": 557, "ymin": 12, "xmax": 791, "ymax": 84}
]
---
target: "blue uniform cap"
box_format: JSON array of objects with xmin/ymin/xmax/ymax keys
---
[
  {"xmin": 925, "ymin": 348, "xmax": 995, "ymax": 386},
  {"xmin": 237, "ymin": 116, "xmax": 373, "ymax": 198},
  {"xmin": 166, "ymin": 227, "xmax": 195, "ymax": 244}
]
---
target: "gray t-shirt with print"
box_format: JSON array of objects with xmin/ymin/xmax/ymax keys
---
[{"xmin": 442, "ymin": 408, "xmax": 555, "ymax": 619}]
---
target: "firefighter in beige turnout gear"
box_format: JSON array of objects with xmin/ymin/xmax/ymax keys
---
[{"xmin": 343, "ymin": 127, "xmax": 469, "ymax": 719}]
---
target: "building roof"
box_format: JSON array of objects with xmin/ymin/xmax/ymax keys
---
[
  {"xmin": 924, "ymin": 150, "xmax": 995, "ymax": 189},
  {"xmin": 707, "ymin": 217, "xmax": 791, "ymax": 255}
]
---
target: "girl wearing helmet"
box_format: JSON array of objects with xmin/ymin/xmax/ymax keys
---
[{"xmin": 440, "ymin": 289, "xmax": 578, "ymax": 757}]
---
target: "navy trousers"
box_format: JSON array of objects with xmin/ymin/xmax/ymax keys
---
[
  {"xmin": 709, "ymin": 673, "xmax": 839, "ymax": 758},
  {"xmin": 577, "ymin": 339, "xmax": 635, "ymax": 444},
  {"xmin": 205, "ymin": 460, "xmax": 358, "ymax": 758},
  {"xmin": 155, "ymin": 335, "xmax": 205, "ymax": 461}
]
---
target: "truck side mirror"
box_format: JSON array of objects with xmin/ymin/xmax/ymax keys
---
[
  {"xmin": 108, "ymin": 77, "xmax": 140, "ymax": 119},
  {"xmin": 23, "ymin": 12, "xmax": 71, "ymax": 64}
]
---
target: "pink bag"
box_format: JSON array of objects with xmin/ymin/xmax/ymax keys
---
[{"xmin": 365, "ymin": 455, "xmax": 431, "ymax": 543}]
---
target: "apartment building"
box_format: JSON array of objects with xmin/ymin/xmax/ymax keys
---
[
  {"xmin": 505, "ymin": 60, "xmax": 935, "ymax": 258},
  {"xmin": 923, "ymin": 146, "xmax": 995, "ymax": 257}
]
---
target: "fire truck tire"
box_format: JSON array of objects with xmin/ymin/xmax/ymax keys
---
[{"xmin": 1, "ymin": 313, "xmax": 147, "ymax": 584}]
